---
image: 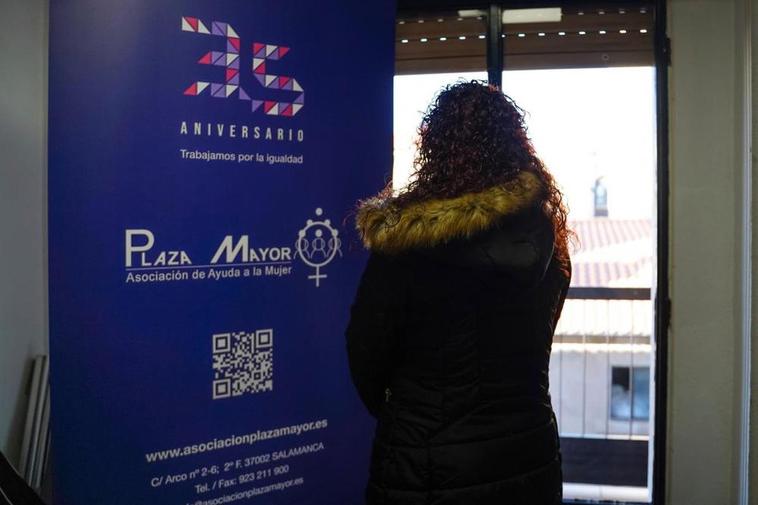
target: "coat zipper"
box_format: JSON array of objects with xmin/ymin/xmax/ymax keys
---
[{"xmin": 380, "ymin": 386, "xmax": 398, "ymax": 499}]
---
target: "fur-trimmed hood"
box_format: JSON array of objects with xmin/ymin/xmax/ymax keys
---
[{"xmin": 355, "ymin": 170, "xmax": 546, "ymax": 254}]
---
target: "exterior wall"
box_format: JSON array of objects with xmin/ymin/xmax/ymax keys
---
[
  {"xmin": 0, "ymin": 0, "xmax": 49, "ymax": 467},
  {"xmin": 550, "ymin": 346, "xmax": 651, "ymax": 439}
]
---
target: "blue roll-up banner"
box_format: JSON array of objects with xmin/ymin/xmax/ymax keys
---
[{"xmin": 48, "ymin": 2, "xmax": 393, "ymax": 503}]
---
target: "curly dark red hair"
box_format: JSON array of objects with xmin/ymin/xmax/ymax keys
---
[{"xmin": 391, "ymin": 80, "xmax": 573, "ymax": 276}]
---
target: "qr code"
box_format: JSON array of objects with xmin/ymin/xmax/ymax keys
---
[{"xmin": 212, "ymin": 329, "xmax": 273, "ymax": 399}]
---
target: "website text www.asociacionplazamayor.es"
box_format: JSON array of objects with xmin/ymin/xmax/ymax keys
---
[{"xmin": 145, "ymin": 419, "xmax": 328, "ymax": 463}]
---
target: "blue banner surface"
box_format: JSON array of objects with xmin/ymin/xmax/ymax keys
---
[{"xmin": 48, "ymin": 2, "xmax": 393, "ymax": 503}]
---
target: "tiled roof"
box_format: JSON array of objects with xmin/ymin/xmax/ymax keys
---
[
  {"xmin": 569, "ymin": 219, "xmax": 651, "ymax": 251},
  {"xmin": 567, "ymin": 218, "xmax": 653, "ymax": 288}
]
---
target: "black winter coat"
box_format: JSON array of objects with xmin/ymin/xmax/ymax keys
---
[{"xmin": 346, "ymin": 171, "xmax": 571, "ymax": 505}]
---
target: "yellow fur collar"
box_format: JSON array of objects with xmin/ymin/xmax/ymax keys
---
[{"xmin": 355, "ymin": 170, "xmax": 544, "ymax": 253}]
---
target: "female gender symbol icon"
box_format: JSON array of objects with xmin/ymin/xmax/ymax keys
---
[{"xmin": 295, "ymin": 208, "xmax": 341, "ymax": 287}]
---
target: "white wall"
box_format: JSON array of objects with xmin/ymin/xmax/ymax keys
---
[
  {"xmin": 668, "ymin": 0, "xmax": 751, "ymax": 504},
  {"xmin": 0, "ymin": 0, "xmax": 49, "ymax": 467}
]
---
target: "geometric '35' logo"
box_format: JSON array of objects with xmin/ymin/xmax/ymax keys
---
[{"xmin": 181, "ymin": 17, "xmax": 304, "ymax": 117}]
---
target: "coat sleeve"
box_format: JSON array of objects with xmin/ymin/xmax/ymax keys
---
[{"xmin": 345, "ymin": 252, "xmax": 407, "ymax": 418}]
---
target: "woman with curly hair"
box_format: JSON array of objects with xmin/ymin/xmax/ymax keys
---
[{"xmin": 345, "ymin": 80, "xmax": 573, "ymax": 505}]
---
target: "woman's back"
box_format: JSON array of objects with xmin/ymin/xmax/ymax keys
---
[{"xmin": 347, "ymin": 171, "xmax": 571, "ymax": 505}]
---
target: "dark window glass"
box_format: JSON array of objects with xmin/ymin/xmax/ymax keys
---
[{"xmin": 611, "ymin": 366, "xmax": 649, "ymax": 420}]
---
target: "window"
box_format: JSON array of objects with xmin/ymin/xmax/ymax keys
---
[
  {"xmin": 394, "ymin": 3, "xmax": 664, "ymax": 502},
  {"xmin": 611, "ymin": 366, "xmax": 651, "ymax": 420},
  {"xmin": 395, "ymin": 62, "xmax": 656, "ymax": 505}
]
